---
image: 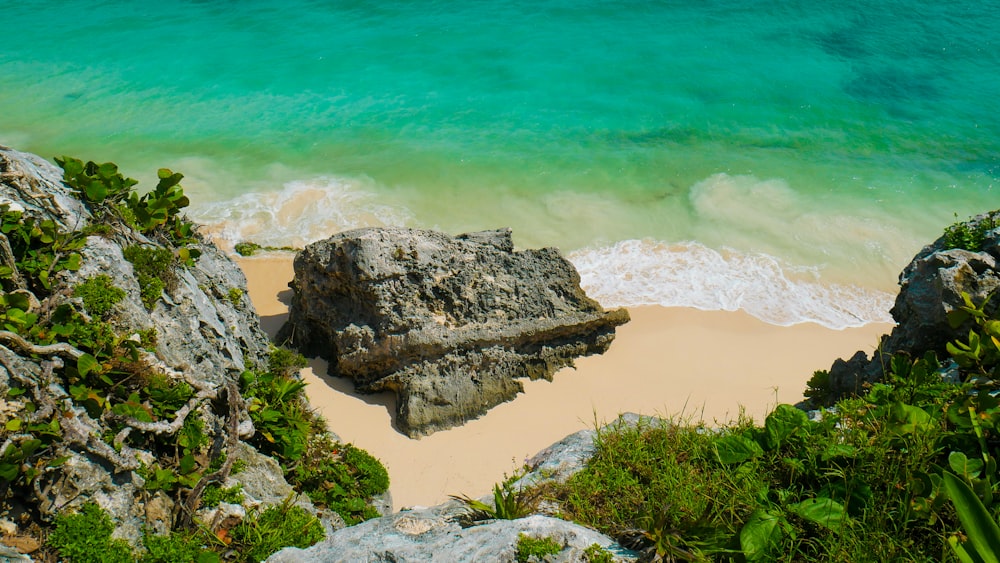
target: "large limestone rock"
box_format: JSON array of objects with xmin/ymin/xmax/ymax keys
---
[
  {"xmin": 824, "ymin": 212, "xmax": 1000, "ymax": 398},
  {"xmin": 278, "ymin": 227, "xmax": 629, "ymax": 437},
  {"xmin": 268, "ymin": 513, "xmax": 634, "ymax": 563}
]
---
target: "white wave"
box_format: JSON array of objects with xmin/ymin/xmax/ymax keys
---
[
  {"xmin": 568, "ymin": 239, "xmax": 895, "ymax": 329},
  {"xmin": 190, "ymin": 176, "xmax": 410, "ymax": 251}
]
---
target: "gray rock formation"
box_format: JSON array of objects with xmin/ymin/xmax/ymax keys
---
[
  {"xmin": 0, "ymin": 146, "xmax": 332, "ymax": 550},
  {"xmin": 823, "ymin": 212, "xmax": 1000, "ymax": 398},
  {"xmin": 268, "ymin": 513, "xmax": 634, "ymax": 563},
  {"xmin": 277, "ymin": 227, "xmax": 629, "ymax": 437}
]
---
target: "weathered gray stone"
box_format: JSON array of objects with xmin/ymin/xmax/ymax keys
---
[
  {"xmin": 278, "ymin": 227, "xmax": 629, "ymax": 437},
  {"xmin": 0, "ymin": 146, "xmax": 336, "ymax": 546},
  {"xmin": 818, "ymin": 212, "xmax": 1000, "ymax": 399},
  {"xmin": 268, "ymin": 513, "xmax": 636, "ymax": 563}
]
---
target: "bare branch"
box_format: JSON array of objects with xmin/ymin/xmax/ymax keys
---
[
  {"xmin": 0, "ymin": 330, "xmax": 85, "ymax": 360},
  {"xmin": 0, "ymin": 233, "xmax": 25, "ymax": 290},
  {"xmin": 178, "ymin": 380, "xmax": 244, "ymax": 528}
]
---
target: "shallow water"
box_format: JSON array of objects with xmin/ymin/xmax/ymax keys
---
[{"xmin": 2, "ymin": 0, "xmax": 997, "ymax": 326}]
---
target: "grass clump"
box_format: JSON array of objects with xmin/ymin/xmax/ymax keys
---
[
  {"xmin": 452, "ymin": 476, "xmax": 540, "ymax": 522},
  {"xmin": 73, "ymin": 274, "xmax": 125, "ymax": 317},
  {"xmin": 123, "ymin": 245, "xmax": 175, "ymax": 309},
  {"xmin": 943, "ymin": 211, "xmax": 999, "ymax": 252},
  {"xmin": 201, "ymin": 483, "xmax": 245, "ymax": 508},
  {"xmin": 583, "ymin": 543, "xmax": 615, "ymax": 563},
  {"xmin": 234, "ymin": 241, "xmax": 262, "ymax": 256},
  {"xmin": 229, "ymin": 498, "xmax": 325, "ymax": 563},
  {"xmin": 516, "ymin": 533, "xmax": 563, "ymax": 562},
  {"xmin": 48, "ymin": 503, "xmax": 134, "ymax": 563},
  {"xmin": 233, "ymin": 240, "xmax": 298, "ymax": 257},
  {"xmin": 140, "ymin": 530, "xmax": 219, "ymax": 563}
]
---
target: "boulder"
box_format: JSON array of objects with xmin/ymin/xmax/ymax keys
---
[
  {"xmin": 819, "ymin": 211, "xmax": 1000, "ymax": 398},
  {"xmin": 268, "ymin": 513, "xmax": 634, "ymax": 563},
  {"xmin": 277, "ymin": 227, "xmax": 630, "ymax": 437}
]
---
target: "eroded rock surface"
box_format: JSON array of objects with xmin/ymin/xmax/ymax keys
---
[
  {"xmin": 278, "ymin": 228, "xmax": 628, "ymax": 436},
  {"xmin": 277, "ymin": 227, "xmax": 629, "ymax": 437},
  {"xmin": 0, "ymin": 146, "xmax": 330, "ymax": 548},
  {"xmin": 823, "ymin": 212, "xmax": 1000, "ymax": 398}
]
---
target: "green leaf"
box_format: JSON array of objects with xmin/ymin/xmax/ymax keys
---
[
  {"xmin": 943, "ymin": 471, "xmax": 1000, "ymax": 563},
  {"xmin": 0, "ymin": 463, "xmax": 19, "ymax": 481},
  {"xmin": 61, "ymin": 253, "xmax": 82, "ymax": 271},
  {"xmin": 46, "ymin": 456, "xmax": 71, "ymax": 468},
  {"xmin": 179, "ymin": 454, "xmax": 197, "ymax": 474},
  {"xmin": 77, "ymin": 353, "xmax": 99, "ymax": 377},
  {"xmin": 97, "ymin": 162, "xmax": 118, "ymax": 179},
  {"xmin": 950, "ymin": 451, "xmax": 985, "ymax": 480},
  {"xmin": 4, "ymin": 292, "xmax": 30, "ymax": 311},
  {"xmin": 5, "ymin": 418, "xmax": 21, "ymax": 431},
  {"xmin": 85, "ymin": 180, "xmax": 109, "ymax": 202},
  {"xmin": 763, "ymin": 404, "xmax": 809, "ymax": 450},
  {"xmin": 820, "ymin": 443, "xmax": 858, "ymax": 461},
  {"xmin": 740, "ymin": 509, "xmax": 785, "ymax": 561},
  {"xmin": 888, "ymin": 402, "xmax": 936, "ymax": 435},
  {"xmin": 788, "ymin": 497, "xmax": 848, "ymax": 532},
  {"xmin": 713, "ymin": 434, "xmax": 764, "ymax": 464}
]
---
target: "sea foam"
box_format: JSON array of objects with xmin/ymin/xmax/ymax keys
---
[
  {"xmin": 191, "ymin": 176, "xmax": 410, "ymax": 251},
  {"xmin": 569, "ymin": 239, "xmax": 895, "ymax": 329},
  {"xmin": 194, "ymin": 179, "xmax": 895, "ymax": 330}
]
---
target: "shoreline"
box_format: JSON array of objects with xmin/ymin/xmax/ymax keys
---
[{"xmin": 236, "ymin": 254, "xmax": 893, "ymax": 509}]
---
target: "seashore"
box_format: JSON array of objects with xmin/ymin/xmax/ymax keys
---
[{"xmin": 237, "ymin": 254, "xmax": 892, "ymax": 509}]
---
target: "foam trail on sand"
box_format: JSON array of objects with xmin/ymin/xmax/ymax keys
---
[{"xmin": 569, "ymin": 240, "xmax": 895, "ymax": 329}]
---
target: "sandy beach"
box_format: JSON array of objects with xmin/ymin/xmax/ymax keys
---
[{"xmin": 237, "ymin": 254, "xmax": 893, "ymax": 510}]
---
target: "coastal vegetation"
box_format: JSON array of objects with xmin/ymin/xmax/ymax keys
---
[
  {"xmin": 0, "ymin": 156, "xmax": 388, "ymax": 561},
  {"xmin": 453, "ymin": 212, "xmax": 1000, "ymax": 561}
]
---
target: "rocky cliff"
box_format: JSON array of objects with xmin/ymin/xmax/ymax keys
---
[
  {"xmin": 0, "ymin": 146, "xmax": 386, "ymax": 561},
  {"xmin": 277, "ymin": 227, "xmax": 630, "ymax": 437},
  {"xmin": 821, "ymin": 211, "xmax": 1000, "ymax": 401}
]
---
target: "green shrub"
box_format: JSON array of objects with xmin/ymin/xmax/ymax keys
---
[
  {"xmin": 234, "ymin": 241, "xmax": 262, "ymax": 256},
  {"xmin": 230, "ymin": 498, "xmax": 325, "ymax": 563},
  {"xmin": 123, "ymin": 245, "xmax": 174, "ymax": 309},
  {"xmin": 291, "ymin": 440, "xmax": 388, "ymax": 525},
  {"xmin": 343, "ymin": 444, "xmax": 390, "ymax": 498},
  {"xmin": 227, "ymin": 287, "xmax": 243, "ymax": 306},
  {"xmin": 73, "ymin": 274, "xmax": 125, "ymax": 318},
  {"xmin": 516, "ymin": 533, "xmax": 563, "ymax": 562},
  {"xmin": 943, "ymin": 212, "xmax": 999, "ymax": 252},
  {"xmin": 267, "ymin": 345, "xmax": 308, "ymax": 377},
  {"xmin": 803, "ymin": 369, "xmax": 833, "ymax": 406},
  {"xmin": 48, "ymin": 503, "xmax": 134, "ymax": 563}
]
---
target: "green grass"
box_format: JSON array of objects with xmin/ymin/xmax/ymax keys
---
[
  {"xmin": 544, "ymin": 375, "xmax": 981, "ymax": 561},
  {"xmin": 516, "ymin": 533, "xmax": 563, "ymax": 562}
]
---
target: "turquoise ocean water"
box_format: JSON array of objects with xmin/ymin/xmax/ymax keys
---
[{"xmin": 2, "ymin": 1, "xmax": 997, "ymax": 327}]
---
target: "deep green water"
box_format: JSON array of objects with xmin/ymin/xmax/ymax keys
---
[{"xmin": 2, "ymin": 0, "xmax": 997, "ymax": 326}]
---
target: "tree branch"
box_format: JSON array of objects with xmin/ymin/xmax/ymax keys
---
[{"xmin": 0, "ymin": 330, "xmax": 85, "ymax": 360}]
